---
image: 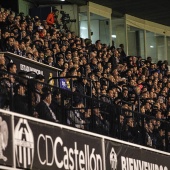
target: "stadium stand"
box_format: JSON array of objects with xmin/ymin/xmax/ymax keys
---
[{"xmin": 0, "ymin": 6, "xmax": 170, "ymax": 155}]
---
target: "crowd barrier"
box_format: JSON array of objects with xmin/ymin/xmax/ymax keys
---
[{"xmin": 0, "ymin": 109, "xmax": 170, "ymax": 170}]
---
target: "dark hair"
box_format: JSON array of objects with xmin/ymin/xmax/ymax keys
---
[
  {"xmin": 52, "ymin": 7, "xmax": 58, "ymax": 13},
  {"xmin": 7, "ymin": 63, "xmax": 16, "ymax": 72},
  {"xmin": 68, "ymin": 67, "xmax": 76, "ymax": 76},
  {"xmin": 52, "ymin": 89, "xmax": 61, "ymax": 96},
  {"xmin": 41, "ymin": 91, "xmax": 51, "ymax": 100},
  {"xmin": 35, "ymin": 74, "xmax": 45, "ymax": 81}
]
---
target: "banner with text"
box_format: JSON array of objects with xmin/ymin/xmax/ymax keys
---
[
  {"xmin": 14, "ymin": 117, "xmax": 104, "ymax": 170},
  {"xmin": 0, "ymin": 109, "xmax": 169, "ymax": 170},
  {"xmin": 105, "ymin": 140, "xmax": 170, "ymax": 170},
  {"xmin": 3, "ymin": 52, "xmax": 61, "ymax": 85}
]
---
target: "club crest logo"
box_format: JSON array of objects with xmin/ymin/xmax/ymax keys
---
[
  {"xmin": 110, "ymin": 147, "xmax": 118, "ymax": 170},
  {"xmin": 14, "ymin": 118, "xmax": 34, "ymax": 169},
  {"xmin": 0, "ymin": 116, "xmax": 8, "ymax": 162}
]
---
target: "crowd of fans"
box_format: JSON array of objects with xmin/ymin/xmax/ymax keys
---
[{"xmin": 0, "ymin": 7, "xmax": 170, "ymax": 152}]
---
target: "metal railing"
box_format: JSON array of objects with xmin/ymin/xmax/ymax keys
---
[{"xmin": 0, "ymin": 70, "xmax": 170, "ymax": 152}]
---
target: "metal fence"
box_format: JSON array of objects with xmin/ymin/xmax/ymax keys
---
[{"xmin": 0, "ymin": 69, "xmax": 170, "ymax": 152}]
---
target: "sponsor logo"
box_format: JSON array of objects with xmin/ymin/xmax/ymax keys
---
[
  {"xmin": 14, "ymin": 118, "xmax": 34, "ymax": 169},
  {"xmin": 37, "ymin": 135, "xmax": 103, "ymax": 170},
  {"xmin": 121, "ymin": 156, "xmax": 168, "ymax": 170},
  {"xmin": 110, "ymin": 147, "xmax": 117, "ymax": 170},
  {"xmin": 20, "ymin": 64, "xmax": 43, "ymax": 75},
  {"xmin": 0, "ymin": 116, "xmax": 8, "ymax": 162}
]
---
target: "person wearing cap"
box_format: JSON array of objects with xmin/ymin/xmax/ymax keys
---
[{"xmin": 38, "ymin": 26, "xmax": 45, "ymax": 38}]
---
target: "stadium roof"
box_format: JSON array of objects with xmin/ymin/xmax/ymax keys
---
[
  {"xmin": 90, "ymin": 0, "xmax": 170, "ymax": 26},
  {"xmin": 26, "ymin": 0, "xmax": 170, "ymax": 26}
]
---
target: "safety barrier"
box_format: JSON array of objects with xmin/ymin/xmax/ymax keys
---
[{"xmin": 0, "ymin": 109, "xmax": 169, "ymax": 170}]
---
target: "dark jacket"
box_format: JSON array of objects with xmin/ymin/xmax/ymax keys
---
[
  {"xmin": 50, "ymin": 98, "xmax": 62, "ymax": 123},
  {"xmin": 13, "ymin": 94, "xmax": 29, "ymax": 115},
  {"xmin": 36, "ymin": 100, "xmax": 58, "ymax": 123}
]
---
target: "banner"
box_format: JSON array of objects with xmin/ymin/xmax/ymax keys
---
[
  {"xmin": 105, "ymin": 140, "xmax": 170, "ymax": 170},
  {"xmin": 0, "ymin": 108, "xmax": 169, "ymax": 170},
  {"xmin": 0, "ymin": 112, "xmax": 13, "ymax": 167},
  {"xmin": 3, "ymin": 52, "xmax": 61, "ymax": 85},
  {"xmin": 14, "ymin": 117, "xmax": 104, "ymax": 170}
]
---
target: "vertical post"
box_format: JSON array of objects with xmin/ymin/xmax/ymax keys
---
[
  {"xmin": 109, "ymin": 17, "xmax": 112, "ymax": 46},
  {"xmin": 125, "ymin": 14, "xmax": 128, "ymax": 55},
  {"xmin": 11, "ymin": 114, "xmax": 16, "ymax": 168},
  {"xmin": 87, "ymin": 2, "xmax": 91, "ymax": 39},
  {"xmin": 102, "ymin": 138, "xmax": 106, "ymax": 170},
  {"xmin": 165, "ymin": 122, "xmax": 169, "ymax": 152},
  {"xmin": 70, "ymin": 78, "xmax": 73, "ymax": 107},
  {"xmin": 141, "ymin": 115, "xmax": 145, "ymax": 145},
  {"xmin": 118, "ymin": 106, "xmax": 121, "ymax": 139},
  {"xmin": 90, "ymin": 98, "xmax": 95, "ymax": 132},
  {"xmin": 61, "ymin": 89, "xmax": 67, "ymax": 125},
  {"xmin": 27, "ymin": 79, "xmax": 32, "ymax": 116},
  {"xmin": 56, "ymin": 70, "xmax": 60, "ymax": 87},
  {"xmin": 10, "ymin": 82, "xmax": 14, "ymax": 111},
  {"xmin": 138, "ymin": 95, "xmax": 140, "ymax": 113},
  {"xmin": 164, "ymin": 35, "xmax": 167, "ymax": 61},
  {"xmin": 84, "ymin": 84, "xmax": 86, "ymax": 108},
  {"xmin": 90, "ymin": 80, "xmax": 92, "ymax": 98},
  {"xmin": 144, "ymin": 30, "xmax": 147, "ymax": 59}
]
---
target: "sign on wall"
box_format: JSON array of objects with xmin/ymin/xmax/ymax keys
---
[
  {"xmin": 14, "ymin": 117, "xmax": 104, "ymax": 170},
  {"xmin": 0, "ymin": 112, "xmax": 13, "ymax": 167},
  {"xmin": 105, "ymin": 140, "xmax": 170, "ymax": 170},
  {"xmin": 0, "ymin": 109, "xmax": 169, "ymax": 170},
  {"xmin": 3, "ymin": 52, "xmax": 61, "ymax": 85}
]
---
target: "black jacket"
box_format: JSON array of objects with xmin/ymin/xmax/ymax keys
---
[
  {"xmin": 36, "ymin": 100, "xmax": 58, "ymax": 123},
  {"xmin": 13, "ymin": 94, "xmax": 29, "ymax": 115}
]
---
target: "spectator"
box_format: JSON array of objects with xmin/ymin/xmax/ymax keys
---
[
  {"xmin": 36, "ymin": 91, "xmax": 59, "ymax": 123},
  {"xmin": 0, "ymin": 71, "xmax": 10, "ymax": 109},
  {"xmin": 67, "ymin": 101, "xmax": 87, "ymax": 129},
  {"xmin": 91, "ymin": 107, "xmax": 109, "ymax": 135},
  {"xmin": 50, "ymin": 89, "xmax": 62, "ymax": 123},
  {"xmin": 46, "ymin": 8, "xmax": 59, "ymax": 27},
  {"xmin": 7, "ymin": 62, "xmax": 17, "ymax": 74},
  {"xmin": 0, "ymin": 7, "xmax": 170, "ymax": 152},
  {"xmin": 13, "ymin": 83, "xmax": 28, "ymax": 115},
  {"xmin": 31, "ymin": 74, "xmax": 45, "ymax": 108},
  {"xmin": 5, "ymin": 36, "xmax": 15, "ymax": 52},
  {"xmin": 55, "ymin": 56, "xmax": 64, "ymax": 70}
]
